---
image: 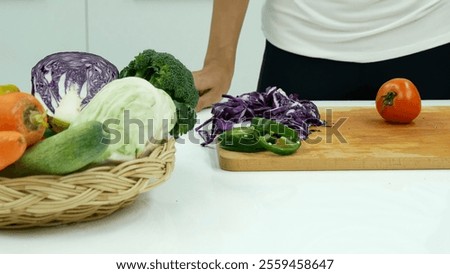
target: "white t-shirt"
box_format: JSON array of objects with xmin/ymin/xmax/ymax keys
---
[{"xmin": 261, "ymin": 0, "xmax": 450, "ymax": 62}]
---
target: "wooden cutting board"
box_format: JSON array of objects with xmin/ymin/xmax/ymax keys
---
[{"xmin": 217, "ymin": 106, "xmax": 450, "ymax": 171}]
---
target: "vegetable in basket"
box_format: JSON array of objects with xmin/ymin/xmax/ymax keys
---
[
  {"xmin": 0, "ymin": 92, "xmax": 48, "ymax": 146},
  {"xmin": 0, "ymin": 84, "xmax": 20, "ymax": 95},
  {"xmin": 31, "ymin": 51, "xmax": 119, "ymax": 131},
  {"xmin": 119, "ymin": 49, "xmax": 199, "ymax": 138},
  {"xmin": 0, "ymin": 121, "xmax": 109, "ymax": 178},
  {"xmin": 70, "ymin": 77, "xmax": 177, "ymax": 162},
  {"xmin": 0, "ymin": 131, "xmax": 27, "ymax": 171}
]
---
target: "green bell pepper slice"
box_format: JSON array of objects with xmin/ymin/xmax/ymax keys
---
[
  {"xmin": 250, "ymin": 117, "xmax": 299, "ymax": 142},
  {"xmin": 258, "ymin": 135, "xmax": 301, "ymax": 156},
  {"xmin": 252, "ymin": 117, "xmax": 301, "ymax": 155},
  {"xmin": 218, "ymin": 117, "xmax": 301, "ymax": 155},
  {"xmin": 218, "ymin": 126, "xmax": 266, "ymax": 153}
]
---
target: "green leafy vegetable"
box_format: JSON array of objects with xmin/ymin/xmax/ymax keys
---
[
  {"xmin": 70, "ymin": 77, "xmax": 176, "ymax": 162},
  {"xmin": 119, "ymin": 49, "xmax": 199, "ymax": 138}
]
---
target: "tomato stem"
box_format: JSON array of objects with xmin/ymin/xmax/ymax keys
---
[{"xmin": 382, "ymin": 91, "xmax": 397, "ymax": 107}]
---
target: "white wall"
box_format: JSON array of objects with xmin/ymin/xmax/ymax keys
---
[
  {"xmin": 0, "ymin": 0, "xmax": 265, "ymax": 96},
  {"xmin": 0, "ymin": 0, "xmax": 86, "ymax": 92}
]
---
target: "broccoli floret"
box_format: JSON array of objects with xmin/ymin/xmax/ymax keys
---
[{"xmin": 119, "ymin": 49, "xmax": 199, "ymax": 138}]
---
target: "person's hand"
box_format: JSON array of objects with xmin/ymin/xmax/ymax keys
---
[
  {"xmin": 193, "ymin": 60, "xmax": 233, "ymax": 112},
  {"xmin": 192, "ymin": 0, "xmax": 249, "ymax": 111}
]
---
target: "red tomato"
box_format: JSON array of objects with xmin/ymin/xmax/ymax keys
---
[{"xmin": 375, "ymin": 78, "xmax": 422, "ymax": 124}]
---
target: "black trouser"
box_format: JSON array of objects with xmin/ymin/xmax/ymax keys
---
[{"xmin": 257, "ymin": 41, "xmax": 450, "ymax": 100}]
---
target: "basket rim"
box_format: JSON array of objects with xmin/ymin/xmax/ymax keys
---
[{"xmin": 0, "ymin": 138, "xmax": 176, "ymax": 229}]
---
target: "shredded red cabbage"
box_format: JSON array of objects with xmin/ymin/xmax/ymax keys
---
[{"xmin": 196, "ymin": 87, "xmax": 325, "ymax": 146}]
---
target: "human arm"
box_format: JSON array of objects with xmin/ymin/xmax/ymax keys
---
[{"xmin": 193, "ymin": 0, "xmax": 249, "ymax": 111}]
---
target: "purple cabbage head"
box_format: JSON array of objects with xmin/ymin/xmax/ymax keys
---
[
  {"xmin": 195, "ymin": 87, "xmax": 325, "ymax": 146},
  {"xmin": 31, "ymin": 51, "xmax": 119, "ymax": 114}
]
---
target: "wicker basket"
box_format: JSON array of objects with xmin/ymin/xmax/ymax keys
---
[{"xmin": 0, "ymin": 138, "xmax": 176, "ymax": 229}]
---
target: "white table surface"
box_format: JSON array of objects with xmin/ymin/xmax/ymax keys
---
[{"xmin": 1, "ymin": 101, "xmax": 450, "ymax": 254}]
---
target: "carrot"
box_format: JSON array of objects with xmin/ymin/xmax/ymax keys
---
[
  {"xmin": 0, "ymin": 131, "xmax": 27, "ymax": 171},
  {"xmin": 0, "ymin": 92, "xmax": 47, "ymax": 146}
]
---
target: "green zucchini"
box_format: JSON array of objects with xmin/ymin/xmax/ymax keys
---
[{"xmin": 0, "ymin": 120, "xmax": 109, "ymax": 178}]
